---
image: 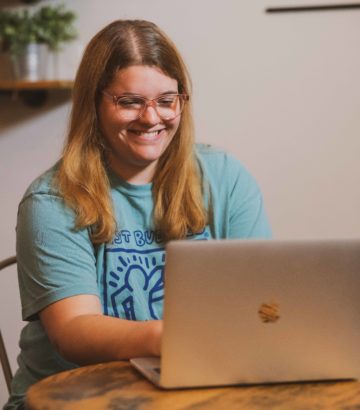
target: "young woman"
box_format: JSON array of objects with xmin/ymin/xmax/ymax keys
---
[{"xmin": 5, "ymin": 20, "xmax": 271, "ymax": 409}]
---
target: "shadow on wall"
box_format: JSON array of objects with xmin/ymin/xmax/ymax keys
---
[{"xmin": 0, "ymin": 91, "xmax": 72, "ymax": 134}]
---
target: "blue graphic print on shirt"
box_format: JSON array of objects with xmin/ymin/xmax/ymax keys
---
[
  {"xmin": 102, "ymin": 228, "xmax": 210, "ymax": 321},
  {"xmin": 103, "ymin": 246, "xmax": 165, "ymax": 320}
]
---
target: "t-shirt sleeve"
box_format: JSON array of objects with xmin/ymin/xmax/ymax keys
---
[
  {"xmin": 198, "ymin": 145, "xmax": 272, "ymax": 239},
  {"xmin": 226, "ymin": 155, "xmax": 272, "ymax": 238},
  {"xmin": 16, "ymin": 193, "xmax": 100, "ymax": 321}
]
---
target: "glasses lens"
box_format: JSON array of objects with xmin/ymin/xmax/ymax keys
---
[
  {"xmin": 115, "ymin": 96, "xmax": 145, "ymax": 121},
  {"xmin": 155, "ymin": 95, "xmax": 184, "ymax": 120}
]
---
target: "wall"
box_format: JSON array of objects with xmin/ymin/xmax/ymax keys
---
[{"xmin": 1, "ymin": 0, "xmax": 360, "ymax": 404}]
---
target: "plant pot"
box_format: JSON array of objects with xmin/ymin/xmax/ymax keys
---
[{"xmin": 11, "ymin": 43, "xmax": 49, "ymax": 81}]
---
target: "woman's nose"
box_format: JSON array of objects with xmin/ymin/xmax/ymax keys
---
[{"xmin": 139, "ymin": 103, "xmax": 161, "ymax": 124}]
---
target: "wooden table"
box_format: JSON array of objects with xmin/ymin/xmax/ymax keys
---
[{"xmin": 25, "ymin": 361, "xmax": 360, "ymax": 410}]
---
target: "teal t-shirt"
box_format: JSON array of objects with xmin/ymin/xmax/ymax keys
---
[{"xmin": 5, "ymin": 144, "xmax": 271, "ymax": 409}]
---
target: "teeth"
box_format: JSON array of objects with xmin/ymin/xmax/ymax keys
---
[{"xmin": 132, "ymin": 130, "xmax": 161, "ymax": 137}]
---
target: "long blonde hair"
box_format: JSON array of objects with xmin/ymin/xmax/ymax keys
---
[{"xmin": 57, "ymin": 20, "xmax": 207, "ymax": 244}]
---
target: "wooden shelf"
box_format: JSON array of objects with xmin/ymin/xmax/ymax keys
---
[
  {"xmin": 0, "ymin": 80, "xmax": 74, "ymax": 106},
  {"xmin": 0, "ymin": 80, "xmax": 74, "ymax": 91}
]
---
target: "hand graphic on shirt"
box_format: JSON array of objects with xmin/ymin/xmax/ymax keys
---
[{"xmin": 106, "ymin": 249, "xmax": 165, "ymax": 320}]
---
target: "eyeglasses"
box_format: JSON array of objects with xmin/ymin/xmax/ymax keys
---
[{"xmin": 102, "ymin": 91, "xmax": 189, "ymax": 121}]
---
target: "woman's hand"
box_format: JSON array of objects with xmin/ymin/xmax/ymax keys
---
[{"xmin": 150, "ymin": 319, "xmax": 163, "ymax": 356}]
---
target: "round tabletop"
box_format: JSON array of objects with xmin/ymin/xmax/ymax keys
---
[{"xmin": 25, "ymin": 361, "xmax": 360, "ymax": 410}]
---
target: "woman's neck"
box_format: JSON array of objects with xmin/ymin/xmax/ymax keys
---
[{"xmin": 107, "ymin": 156, "xmax": 157, "ymax": 185}]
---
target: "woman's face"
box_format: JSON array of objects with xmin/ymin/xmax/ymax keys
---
[{"xmin": 98, "ymin": 65, "xmax": 181, "ymax": 184}]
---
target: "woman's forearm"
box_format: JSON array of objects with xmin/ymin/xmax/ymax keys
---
[{"xmin": 51, "ymin": 314, "xmax": 162, "ymax": 365}]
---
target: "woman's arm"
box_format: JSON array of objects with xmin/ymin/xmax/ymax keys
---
[{"xmin": 40, "ymin": 294, "xmax": 162, "ymax": 365}]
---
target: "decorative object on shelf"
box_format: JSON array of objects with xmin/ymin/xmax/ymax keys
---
[
  {"xmin": 12, "ymin": 43, "xmax": 48, "ymax": 82},
  {"xmin": 0, "ymin": 4, "xmax": 77, "ymax": 81}
]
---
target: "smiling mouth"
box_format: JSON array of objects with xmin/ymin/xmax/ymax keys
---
[{"xmin": 129, "ymin": 129, "xmax": 164, "ymax": 138}]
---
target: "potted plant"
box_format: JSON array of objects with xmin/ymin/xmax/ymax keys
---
[{"xmin": 0, "ymin": 4, "xmax": 77, "ymax": 81}]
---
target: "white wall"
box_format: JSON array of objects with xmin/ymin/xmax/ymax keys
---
[{"xmin": 1, "ymin": 0, "xmax": 360, "ymax": 404}]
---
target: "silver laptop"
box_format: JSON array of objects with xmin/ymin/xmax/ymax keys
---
[{"xmin": 130, "ymin": 238, "xmax": 360, "ymax": 388}]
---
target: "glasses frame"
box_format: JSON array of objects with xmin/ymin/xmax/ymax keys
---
[{"xmin": 102, "ymin": 91, "xmax": 189, "ymax": 121}]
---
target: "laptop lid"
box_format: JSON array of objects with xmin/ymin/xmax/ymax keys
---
[{"xmin": 156, "ymin": 238, "xmax": 360, "ymax": 388}]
